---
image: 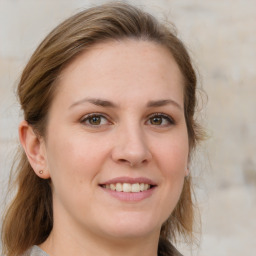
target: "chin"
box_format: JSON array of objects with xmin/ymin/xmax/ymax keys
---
[{"xmin": 98, "ymin": 213, "xmax": 161, "ymax": 239}]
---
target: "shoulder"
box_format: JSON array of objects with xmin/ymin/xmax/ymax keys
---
[{"xmin": 22, "ymin": 246, "xmax": 49, "ymax": 256}]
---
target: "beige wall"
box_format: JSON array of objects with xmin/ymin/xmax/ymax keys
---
[{"xmin": 1, "ymin": 0, "xmax": 255, "ymax": 255}]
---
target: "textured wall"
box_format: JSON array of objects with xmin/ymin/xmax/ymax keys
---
[{"xmin": 1, "ymin": 0, "xmax": 255, "ymax": 255}]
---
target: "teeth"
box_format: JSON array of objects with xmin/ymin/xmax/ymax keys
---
[
  {"xmin": 123, "ymin": 183, "xmax": 131, "ymax": 192},
  {"xmin": 110, "ymin": 184, "xmax": 116, "ymax": 190},
  {"xmin": 116, "ymin": 183, "xmax": 122, "ymax": 192},
  {"xmin": 103, "ymin": 183, "xmax": 152, "ymax": 192},
  {"xmin": 131, "ymin": 183, "xmax": 140, "ymax": 192}
]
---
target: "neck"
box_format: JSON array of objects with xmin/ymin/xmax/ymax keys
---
[{"xmin": 40, "ymin": 221, "xmax": 160, "ymax": 256}]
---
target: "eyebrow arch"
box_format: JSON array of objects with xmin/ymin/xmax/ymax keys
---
[
  {"xmin": 69, "ymin": 97, "xmax": 182, "ymax": 110},
  {"xmin": 69, "ymin": 97, "xmax": 117, "ymax": 109},
  {"xmin": 147, "ymin": 99, "xmax": 183, "ymax": 110}
]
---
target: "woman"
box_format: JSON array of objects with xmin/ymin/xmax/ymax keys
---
[{"xmin": 1, "ymin": 2, "xmax": 204, "ymax": 256}]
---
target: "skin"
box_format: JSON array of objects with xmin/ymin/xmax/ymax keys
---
[{"xmin": 20, "ymin": 39, "xmax": 189, "ymax": 256}]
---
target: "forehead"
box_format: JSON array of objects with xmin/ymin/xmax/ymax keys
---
[
  {"xmin": 59, "ymin": 39, "xmax": 182, "ymax": 79},
  {"xmin": 54, "ymin": 39, "xmax": 184, "ymax": 106}
]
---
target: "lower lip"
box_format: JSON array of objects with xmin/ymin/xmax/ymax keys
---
[{"xmin": 100, "ymin": 186, "xmax": 156, "ymax": 202}]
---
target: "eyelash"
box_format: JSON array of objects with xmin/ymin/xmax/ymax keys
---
[
  {"xmin": 80, "ymin": 113, "xmax": 112, "ymax": 127},
  {"xmin": 146, "ymin": 113, "xmax": 175, "ymax": 126},
  {"xmin": 80, "ymin": 112, "xmax": 175, "ymax": 127}
]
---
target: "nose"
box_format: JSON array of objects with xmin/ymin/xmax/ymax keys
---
[{"xmin": 111, "ymin": 125, "xmax": 152, "ymax": 167}]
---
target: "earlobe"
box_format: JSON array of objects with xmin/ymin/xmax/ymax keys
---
[{"xmin": 19, "ymin": 120, "xmax": 50, "ymax": 179}]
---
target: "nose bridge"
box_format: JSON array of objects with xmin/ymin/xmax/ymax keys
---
[
  {"xmin": 112, "ymin": 119, "xmax": 151, "ymax": 166},
  {"xmin": 123, "ymin": 121, "xmax": 145, "ymax": 151}
]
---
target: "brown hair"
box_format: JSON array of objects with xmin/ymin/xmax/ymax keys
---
[{"xmin": 1, "ymin": 2, "xmax": 203, "ymax": 256}]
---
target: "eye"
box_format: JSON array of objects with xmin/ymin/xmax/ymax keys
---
[
  {"xmin": 80, "ymin": 113, "xmax": 111, "ymax": 127},
  {"xmin": 146, "ymin": 113, "xmax": 175, "ymax": 126}
]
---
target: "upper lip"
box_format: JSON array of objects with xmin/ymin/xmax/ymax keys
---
[{"xmin": 100, "ymin": 176, "xmax": 157, "ymax": 186}]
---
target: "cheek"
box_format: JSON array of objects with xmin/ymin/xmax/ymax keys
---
[
  {"xmin": 45, "ymin": 134, "xmax": 102, "ymax": 208},
  {"xmin": 152, "ymin": 131, "xmax": 188, "ymax": 212},
  {"xmin": 159, "ymin": 142, "xmax": 187, "ymax": 194},
  {"xmin": 45, "ymin": 131, "xmax": 110, "ymax": 185},
  {"xmin": 153, "ymin": 133, "xmax": 189, "ymax": 175}
]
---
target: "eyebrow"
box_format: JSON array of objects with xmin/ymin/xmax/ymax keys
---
[
  {"xmin": 69, "ymin": 98, "xmax": 117, "ymax": 109},
  {"xmin": 69, "ymin": 97, "xmax": 182, "ymax": 110},
  {"xmin": 147, "ymin": 99, "xmax": 183, "ymax": 110}
]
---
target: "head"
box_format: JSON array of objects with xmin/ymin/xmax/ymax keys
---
[{"xmin": 2, "ymin": 2, "xmax": 203, "ymax": 255}]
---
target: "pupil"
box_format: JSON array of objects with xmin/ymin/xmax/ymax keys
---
[
  {"xmin": 152, "ymin": 117, "xmax": 162, "ymax": 125},
  {"xmin": 90, "ymin": 116, "xmax": 100, "ymax": 125}
]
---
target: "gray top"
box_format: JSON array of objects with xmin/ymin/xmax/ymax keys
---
[
  {"xmin": 22, "ymin": 244, "xmax": 182, "ymax": 256},
  {"xmin": 23, "ymin": 246, "xmax": 49, "ymax": 256}
]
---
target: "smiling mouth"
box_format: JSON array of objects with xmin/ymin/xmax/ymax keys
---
[{"xmin": 100, "ymin": 183, "xmax": 154, "ymax": 193}]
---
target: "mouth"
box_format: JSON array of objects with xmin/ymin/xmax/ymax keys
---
[
  {"xmin": 99, "ymin": 177, "xmax": 157, "ymax": 201},
  {"xmin": 100, "ymin": 183, "xmax": 155, "ymax": 193}
]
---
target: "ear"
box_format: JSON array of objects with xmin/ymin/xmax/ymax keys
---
[{"xmin": 19, "ymin": 120, "xmax": 50, "ymax": 179}]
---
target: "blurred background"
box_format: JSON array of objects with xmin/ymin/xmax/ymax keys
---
[{"xmin": 0, "ymin": 0, "xmax": 255, "ymax": 255}]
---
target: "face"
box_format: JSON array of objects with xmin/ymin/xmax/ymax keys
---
[{"xmin": 42, "ymin": 40, "xmax": 189, "ymax": 241}]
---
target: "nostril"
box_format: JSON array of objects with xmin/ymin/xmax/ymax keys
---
[
  {"xmin": 111, "ymin": 143, "xmax": 152, "ymax": 167},
  {"xmin": 118, "ymin": 159, "xmax": 129, "ymax": 164},
  {"xmin": 117, "ymin": 158, "xmax": 149, "ymax": 168},
  {"xmin": 119, "ymin": 158, "xmax": 134, "ymax": 167}
]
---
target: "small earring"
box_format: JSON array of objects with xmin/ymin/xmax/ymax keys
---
[{"xmin": 39, "ymin": 170, "xmax": 43, "ymax": 174}]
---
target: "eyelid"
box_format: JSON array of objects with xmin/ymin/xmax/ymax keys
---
[
  {"xmin": 80, "ymin": 112, "xmax": 113, "ymax": 126},
  {"xmin": 79, "ymin": 112, "xmax": 175, "ymax": 127},
  {"xmin": 146, "ymin": 112, "xmax": 175, "ymax": 125}
]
